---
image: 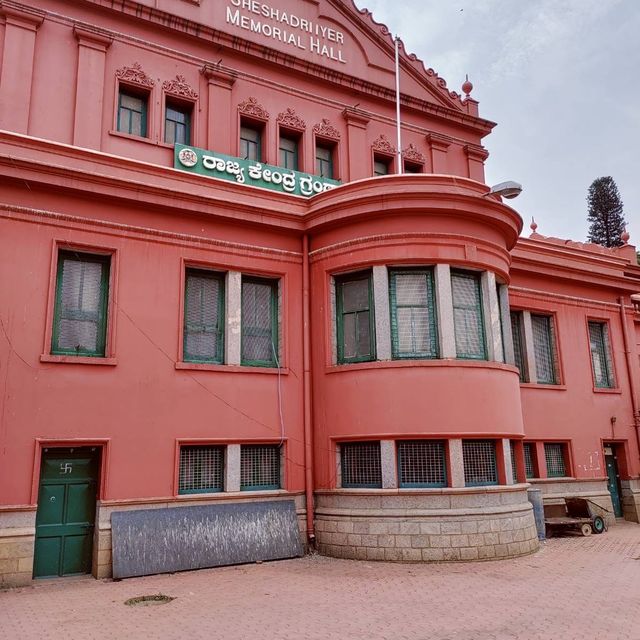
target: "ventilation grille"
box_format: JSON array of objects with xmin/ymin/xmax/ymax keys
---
[
  {"xmin": 463, "ymin": 440, "xmax": 498, "ymax": 486},
  {"xmin": 240, "ymin": 445, "xmax": 280, "ymax": 490},
  {"xmin": 340, "ymin": 441, "xmax": 382, "ymax": 488},
  {"xmin": 179, "ymin": 446, "xmax": 224, "ymax": 494},
  {"xmin": 398, "ymin": 440, "xmax": 446, "ymax": 487}
]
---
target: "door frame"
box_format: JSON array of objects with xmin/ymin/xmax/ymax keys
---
[{"xmin": 601, "ymin": 439, "xmax": 628, "ymax": 518}]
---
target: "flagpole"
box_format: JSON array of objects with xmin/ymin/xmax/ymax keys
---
[{"xmin": 394, "ymin": 35, "xmax": 403, "ymax": 174}]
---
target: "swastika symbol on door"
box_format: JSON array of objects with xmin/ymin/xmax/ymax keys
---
[{"xmin": 60, "ymin": 462, "xmax": 73, "ymax": 474}]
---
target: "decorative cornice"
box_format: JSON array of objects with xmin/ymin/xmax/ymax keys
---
[
  {"xmin": 238, "ymin": 96, "xmax": 269, "ymax": 120},
  {"xmin": 200, "ymin": 64, "xmax": 236, "ymax": 88},
  {"xmin": 402, "ymin": 143, "xmax": 426, "ymax": 164},
  {"xmin": 464, "ymin": 144, "xmax": 489, "ymax": 162},
  {"xmin": 0, "ymin": 1, "xmax": 44, "ymax": 29},
  {"xmin": 426, "ymin": 132, "xmax": 451, "ymax": 151},
  {"xmin": 342, "ymin": 107, "xmax": 370, "ymax": 127},
  {"xmin": 313, "ymin": 118, "xmax": 341, "ymax": 140},
  {"xmin": 277, "ymin": 108, "xmax": 306, "ymax": 131},
  {"xmin": 372, "ymin": 134, "xmax": 396, "ymax": 155},
  {"xmin": 162, "ymin": 74, "xmax": 198, "ymax": 99},
  {"xmin": 115, "ymin": 62, "xmax": 154, "ymax": 88},
  {"xmin": 73, "ymin": 24, "xmax": 113, "ymax": 49}
]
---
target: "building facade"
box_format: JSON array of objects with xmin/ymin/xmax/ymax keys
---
[{"xmin": 1, "ymin": 0, "xmax": 639, "ymax": 587}]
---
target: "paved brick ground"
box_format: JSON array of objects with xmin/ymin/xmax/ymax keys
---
[{"xmin": 1, "ymin": 522, "xmax": 639, "ymax": 640}]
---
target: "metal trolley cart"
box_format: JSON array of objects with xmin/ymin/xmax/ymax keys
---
[{"xmin": 544, "ymin": 498, "xmax": 608, "ymax": 537}]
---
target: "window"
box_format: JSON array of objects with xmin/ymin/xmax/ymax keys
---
[
  {"xmin": 279, "ymin": 133, "xmax": 299, "ymax": 170},
  {"xmin": 241, "ymin": 277, "xmax": 278, "ymax": 367},
  {"xmin": 451, "ymin": 271, "xmax": 486, "ymax": 360},
  {"xmin": 240, "ymin": 445, "xmax": 280, "ymax": 490},
  {"xmin": 544, "ymin": 443, "xmax": 567, "ymax": 478},
  {"xmin": 336, "ymin": 271, "xmax": 375, "ymax": 364},
  {"xmin": 510, "ymin": 311, "xmax": 528, "ymax": 382},
  {"xmin": 403, "ymin": 161, "xmax": 422, "ymax": 174},
  {"xmin": 523, "ymin": 442, "xmax": 535, "ymax": 478},
  {"xmin": 588, "ymin": 321, "xmax": 615, "ymax": 388},
  {"xmin": 389, "ymin": 269, "xmax": 438, "ymax": 359},
  {"xmin": 531, "ymin": 314, "xmax": 557, "ymax": 384},
  {"xmin": 397, "ymin": 441, "xmax": 446, "ymax": 488},
  {"xmin": 117, "ymin": 87, "xmax": 148, "ymax": 137},
  {"xmin": 315, "ymin": 141, "xmax": 334, "ymax": 178},
  {"xmin": 463, "ymin": 440, "xmax": 498, "ymax": 486},
  {"xmin": 183, "ymin": 269, "xmax": 224, "ymax": 364},
  {"xmin": 240, "ymin": 123, "xmax": 262, "ymax": 161},
  {"xmin": 178, "ymin": 446, "xmax": 224, "ymax": 494},
  {"xmin": 165, "ymin": 100, "xmax": 192, "ymax": 145},
  {"xmin": 51, "ymin": 251, "xmax": 110, "ymax": 357},
  {"xmin": 373, "ymin": 156, "xmax": 391, "ymax": 176},
  {"xmin": 340, "ymin": 442, "xmax": 382, "ymax": 488}
]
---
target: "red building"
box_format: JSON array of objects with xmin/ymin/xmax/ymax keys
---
[{"xmin": 1, "ymin": 0, "xmax": 639, "ymax": 586}]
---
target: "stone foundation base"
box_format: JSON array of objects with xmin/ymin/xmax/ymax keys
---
[
  {"xmin": 0, "ymin": 510, "xmax": 36, "ymax": 588},
  {"xmin": 314, "ymin": 486, "xmax": 539, "ymax": 562},
  {"xmin": 621, "ymin": 479, "xmax": 640, "ymax": 522}
]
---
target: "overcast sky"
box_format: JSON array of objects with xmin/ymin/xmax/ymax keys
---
[{"xmin": 355, "ymin": 0, "xmax": 639, "ymax": 246}]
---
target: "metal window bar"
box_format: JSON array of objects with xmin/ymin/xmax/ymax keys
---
[
  {"xmin": 315, "ymin": 143, "xmax": 333, "ymax": 178},
  {"xmin": 52, "ymin": 251, "xmax": 110, "ymax": 357},
  {"xmin": 544, "ymin": 443, "xmax": 566, "ymax": 478},
  {"xmin": 240, "ymin": 124, "xmax": 261, "ymax": 161},
  {"xmin": 510, "ymin": 311, "xmax": 528, "ymax": 382},
  {"xmin": 462, "ymin": 440, "xmax": 498, "ymax": 486},
  {"xmin": 523, "ymin": 442, "xmax": 535, "ymax": 478},
  {"xmin": 279, "ymin": 135, "xmax": 298, "ymax": 170},
  {"xmin": 183, "ymin": 269, "xmax": 224, "ymax": 363},
  {"xmin": 397, "ymin": 441, "xmax": 446, "ymax": 487},
  {"xmin": 588, "ymin": 321, "xmax": 614, "ymax": 388},
  {"xmin": 165, "ymin": 104, "xmax": 191, "ymax": 145},
  {"xmin": 341, "ymin": 442, "xmax": 382, "ymax": 488},
  {"xmin": 241, "ymin": 278, "xmax": 277, "ymax": 367},
  {"xmin": 451, "ymin": 271, "xmax": 486, "ymax": 360},
  {"xmin": 531, "ymin": 314, "xmax": 557, "ymax": 384},
  {"xmin": 509, "ymin": 440, "xmax": 518, "ymax": 483},
  {"xmin": 179, "ymin": 446, "xmax": 224, "ymax": 494},
  {"xmin": 389, "ymin": 270, "xmax": 438, "ymax": 359},
  {"xmin": 118, "ymin": 90, "xmax": 147, "ymax": 137},
  {"xmin": 240, "ymin": 445, "xmax": 281, "ymax": 490},
  {"xmin": 336, "ymin": 273, "xmax": 375, "ymax": 363}
]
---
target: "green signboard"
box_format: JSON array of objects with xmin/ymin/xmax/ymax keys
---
[{"xmin": 174, "ymin": 144, "xmax": 340, "ymax": 197}]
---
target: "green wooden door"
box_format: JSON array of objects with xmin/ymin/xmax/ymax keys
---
[
  {"xmin": 604, "ymin": 446, "xmax": 623, "ymax": 518},
  {"xmin": 33, "ymin": 448, "xmax": 99, "ymax": 578}
]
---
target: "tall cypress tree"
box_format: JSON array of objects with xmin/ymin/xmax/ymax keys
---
[{"xmin": 586, "ymin": 176, "xmax": 626, "ymax": 247}]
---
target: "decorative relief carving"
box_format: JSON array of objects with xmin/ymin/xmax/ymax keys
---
[
  {"xmin": 238, "ymin": 96, "xmax": 269, "ymax": 120},
  {"xmin": 115, "ymin": 62, "xmax": 154, "ymax": 88},
  {"xmin": 372, "ymin": 134, "xmax": 396, "ymax": 155},
  {"xmin": 402, "ymin": 143, "xmax": 426, "ymax": 164},
  {"xmin": 162, "ymin": 74, "xmax": 198, "ymax": 99},
  {"xmin": 277, "ymin": 108, "xmax": 306, "ymax": 131},
  {"xmin": 313, "ymin": 118, "xmax": 340, "ymax": 140}
]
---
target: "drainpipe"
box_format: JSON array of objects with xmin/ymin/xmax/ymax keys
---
[
  {"xmin": 618, "ymin": 296, "xmax": 640, "ymax": 463},
  {"xmin": 303, "ymin": 234, "xmax": 315, "ymax": 545}
]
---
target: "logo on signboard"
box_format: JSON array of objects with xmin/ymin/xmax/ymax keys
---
[{"xmin": 178, "ymin": 148, "xmax": 198, "ymax": 167}]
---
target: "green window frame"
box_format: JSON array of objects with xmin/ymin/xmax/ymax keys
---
[
  {"xmin": 183, "ymin": 268, "xmax": 225, "ymax": 364},
  {"xmin": 588, "ymin": 320, "xmax": 615, "ymax": 388},
  {"xmin": 315, "ymin": 141, "xmax": 334, "ymax": 178},
  {"xmin": 451, "ymin": 270, "xmax": 486, "ymax": 360},
  {"xmin": 279, "ymin": 133, "xmax": 299, "ymax": 170},
  {"xmin": 389, "ymin": 268, "xmax": 438, "ymax": 359},
  {"xmin": 240, "ymin": 123, "xmax": 262, "ymax": 161},
  {"xmin": 178, "ymin": 445, "xmax": 225, "ymax": 494},
  {"xmin": 462, "ymin": 440, "xmax": 498, "ymax": 486},
  {"xmin": 117, "ymin": 87, "xmax": 148, "ymax": 137},
  {"xmin": 240, "ymin": 444, "xmax": 281, "ymax": 491},
  {"xmin": 531, "ymin": 314, "xmax": 558, "ymax": 384},
  {"xmin": 510, "ymin": 311, "xmax": 528, "ymax": 382},
  {"xmin": 336, "ymin": 271, "xmax": 375, "ymax": 364},
  {"xmin": 544, "ymin": 442, "xmax": 567, "ymax": 478},
  {"xmin": 165, "ymin": 100, "xmax": 192, "ymax": 145},
  {"xmin": 241, "ymin": 276, "xmax": 278, "ymax": 367},
  {"xmin": 51, "ymin": 250, "xmax": 110, "ymax": 357},
  {"xmin": 340, "ymin": 441, "xmax": 382, "ymax": 488},
  {"xmin": 397, "ymin": 440, "xmax": 446, "ymax": 488}
]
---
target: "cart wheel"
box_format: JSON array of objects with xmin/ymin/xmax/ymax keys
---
[
  {"xmin": 592, "ymin": 516, "xmax": 605, "ymax": 534},
  {"xmin": 580, "ymin": 523, "xmax": 592, "ymax": 536}
]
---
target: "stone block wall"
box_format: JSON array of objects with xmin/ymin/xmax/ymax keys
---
[
  {"xmin": 621, "ymin": 479, "xmax": 640, "ymax": 522},
  {"xmin": 0, "ymin": 510, "xmax": 36, "ymax": 588}
]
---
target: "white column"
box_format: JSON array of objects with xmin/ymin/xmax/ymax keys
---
[
  {"xmin": 434, "ymin": 264, "xmax": 456, "ymax": 358},
  {"xmin": 481, "ymin": 271, "xmax": 503, "ymax": 362},
  {"xmin": 448, "ymin": 439, "xmax": 465, "ymax": 488},
  {"xmin": 225, "ymin": 271, "xmax": 242, "ymax": 365},
  {"xmin": 499, "ymin": 284, "xmax": 515, "ymax": 366},
  {"xmin": 380, "ymin": 440, "xmax": 397, "ymax": 489},
  {"xmin": 372, "ymin": 266, "xmax": 391, "ymax": 360},
  {"xmin": 522, "ymin": 311, "xmax": 537, "ymax": 383},
  {"xmin": 225, "ymin": 444, "xmax": 241, "ymax": 492}
]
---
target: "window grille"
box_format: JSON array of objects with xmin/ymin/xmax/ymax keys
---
[
  {"xmin": 509, "ymin": 440, "xmax": 518, "ymax": 483},
  {"xmin": 52, "ymin": 251, "xmax": 110, "ymax": 357},
  {"xmin": 510, "ymin": 311, "xmax": 528, "ymax": 382},
  {"xmin": 397, "ymin": 441, "xmax": 446, "ymax": 487},
  {"xmin": 240, "ymin": 445, "xmax": 281, "ymax": 490},
  {"xmin": 179, "ymin": 446, "xmax": 224, "ymax": 494},
  {"xmin": 463, "ymin": 440, "xmax": 498, "ymax": 486},
  {"xmin": 240, "ymin": 124, "xmax": 262, "ymax": 161},
  {"xmin": 523, "ymin": 442, "xmax": 535, "ymax": 478},
  {"xmin": 183, "ymin": 269, "xmax": 224, "ymax": 363},
  {"xmin": 588, "ymin": 321, "xmax": 615, "ymax": 388},
  {"xmin": 544, "ymin": 443, "xmax": 566, "ymax": 478},
  {"xmin": 279, "ymin": 135, "xmax": 299, "ymax": 170},
  {"xmin": 451, "ymin": 271, "xmax": 486, "ymax": 360},
  {"xmin": 389, "ymin": 270, "xmax": 438, "ymax": 359},
  {"xmin": 336, "ymin": 272, "xmax": 375, "ymax": 364},
  {"xmin": 531, "ymin": 314, "xmax": 557, "ymax": 384},
  {"xmin": 315, "ymin": 142, "xmax": 334, "ymax": 178},
  {"xmin": 241, "ymin": 277, "xmax": 278, "ymax": 367},
  {"xmin": 340, "ymin": 442, "xmax": 382, "ymax": 488},
  {"xmin": 165, "ymin": 102, "xmax": 191, "ymax": 145},
  {"xmin": 118, "ymin": 89, "xmax": 147, "ymax": 137}
]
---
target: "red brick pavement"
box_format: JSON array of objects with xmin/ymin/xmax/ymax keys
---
[{"xmin": 1, "ymin": 522, "xmax": 639, "ymax": 640}]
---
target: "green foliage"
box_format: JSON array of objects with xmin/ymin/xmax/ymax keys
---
[{"xmin": 587, "ymin": 176, "xmax": 626, "ymax": 248}]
